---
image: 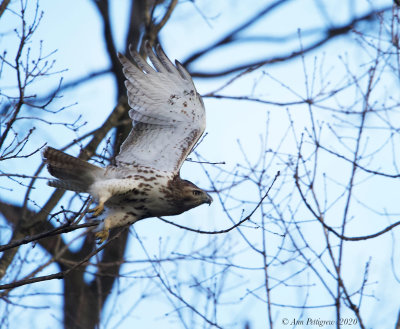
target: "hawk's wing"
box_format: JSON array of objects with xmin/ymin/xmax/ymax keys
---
[{"xmin": 116, "ymin": 42, "xmax": 206, "ymax": 174}]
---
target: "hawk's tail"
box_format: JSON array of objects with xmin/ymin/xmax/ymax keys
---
[{"xmin": 42, "ymin": 147, "xmax": 104, "ymax": 192}]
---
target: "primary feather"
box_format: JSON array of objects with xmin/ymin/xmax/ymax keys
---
[{"xmin": 116, "ymin": 42, "xmax": 206, "ymax": 173}]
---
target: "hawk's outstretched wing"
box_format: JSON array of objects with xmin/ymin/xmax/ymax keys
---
[{"xmin": 116, "ymin": 42, "xmax": 206, "ymax": 174}]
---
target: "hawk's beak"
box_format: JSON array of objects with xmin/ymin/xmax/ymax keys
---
[{"xmin": 205, "ymin": 193, "xmax": 213, "ymax": 205}]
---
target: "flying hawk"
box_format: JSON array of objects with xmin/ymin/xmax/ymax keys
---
[{"xmin": 43, "ymin": 42, "xmax": 212, "ymax": 242}]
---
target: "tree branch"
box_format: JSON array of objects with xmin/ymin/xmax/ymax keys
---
[{"xmin": 187, "ymin": 7, "xmax": 391, "ymax": 78}]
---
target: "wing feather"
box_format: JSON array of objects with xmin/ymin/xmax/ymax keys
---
[
  {"xmin": 154, "ymin": 44, "xmax": 179, "ymax": 74},
  {"xmin": 129, "ymin": 44, "xmax": 154, "ymax": 73},
  {"xmin": 116, "ymin": 42, "xmax": 206, "ymax": 173},
  {"xmin": 145, "ymin": 42, "xmax": 170, "ymax": 73},
  {"xmin": 175, "ymin": 60, "xmax": 193, "ymax": 81}
]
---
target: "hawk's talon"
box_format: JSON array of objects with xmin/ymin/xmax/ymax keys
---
[
  {"xmin": 95, "ymin": 229, "xmax": 109, "ymax": 244},
  {"xmin": 88, "ymin": 203, "xmax": 105, "ymax": 217}
]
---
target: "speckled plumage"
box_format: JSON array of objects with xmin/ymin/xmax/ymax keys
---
[{"xmin": 43, "ymin": 42, "xmax": 213, "ymax": 242}]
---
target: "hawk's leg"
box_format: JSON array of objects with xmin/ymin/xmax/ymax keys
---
[
  {"xmin": 88, "ymin": 201, "xmax": 105, "ymax": 217},
  {"xmin": 95, "ymin": 228, "xmax": 109, "ymax": 243},
  {"xmin": 93, "ymin": 217, "xmax": 111, "ymax": 243},
  {"xmin": 87, "ymin": 185, "xmax": 114, "ymax": 217},
  {"xmin": 94, "ymin": 211, "xmax": 138, "ymax": 244},
  {"xmin": 88, "ymin": 178, "xmax": 141, "ymax": 217}
]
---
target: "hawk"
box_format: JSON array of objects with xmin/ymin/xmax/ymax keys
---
[{"xmin": 43, "ymin": 42, "xmax": 212, "ymax": 242}]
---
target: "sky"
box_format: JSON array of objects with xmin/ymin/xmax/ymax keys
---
[{"xmin": 1, "ymin": 0, "xmax": 399, "ymax": 328}]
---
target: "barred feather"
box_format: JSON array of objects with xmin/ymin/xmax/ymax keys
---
[
  {"xmin": 42, "ymin": 147, "xmax": 104, "ymax": 192},
  {"xmin": 115, "ymin": 41, "xmax": 205, "ymax": 173}
]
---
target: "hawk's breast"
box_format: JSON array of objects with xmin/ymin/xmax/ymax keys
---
[{"xmin": 105, "ymin": 169, "xmax": 177, "ymax": 219}]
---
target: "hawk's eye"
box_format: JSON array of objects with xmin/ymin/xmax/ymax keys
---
[{"xmin": 192, "ymin": 190, "xmax": 202, "ymax": 196}]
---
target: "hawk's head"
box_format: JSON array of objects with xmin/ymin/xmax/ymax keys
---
[{"xmin": 178, "ymin": 179, "xmax": 213, "ymax": 211}]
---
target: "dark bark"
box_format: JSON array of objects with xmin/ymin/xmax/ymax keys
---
[{"xmin": 62, "ymin": 230, "xmax": 129, "ymax": 329}]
